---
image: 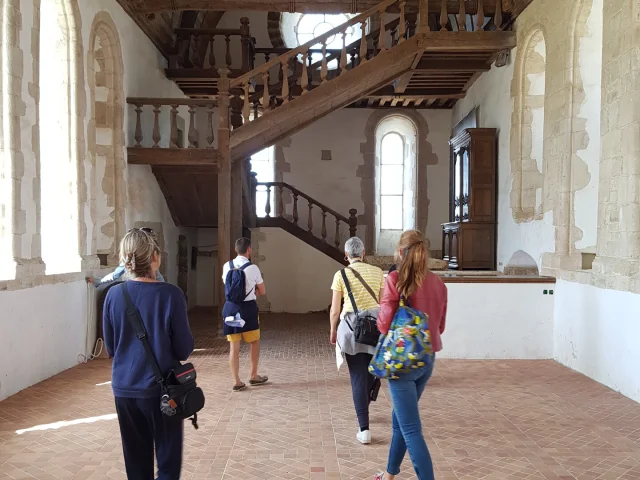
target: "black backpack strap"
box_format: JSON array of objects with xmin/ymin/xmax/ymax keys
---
[
  {"xmin": 347, "ymin": 266, "xmax": 379, "ymax": 303},
  {"xmin": 120, "ymin": 283, "xmax": 164, "ymax": 386},
  {"xmin": 239, "ymin": 262, "xmax": 254, "ymax": 300},
  {"xmin": 340, "ymin": 269, "xmax": 357, "ymax": 332}
]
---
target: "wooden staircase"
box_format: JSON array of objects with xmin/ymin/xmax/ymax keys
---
[
  {"xmin": 123, "ymin": 0, "xmax": 517, "ymax": 275},
  {"xmin": 248, "ymin": 181, "xmax": 359, "ymax": 265}
]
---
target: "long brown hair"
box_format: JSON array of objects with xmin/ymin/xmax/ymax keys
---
[
  {"xmin": 120, "ymin": 228, "xmax": 161, "ymax": 279},
  {"xmin": 395, "ymin": 230, "xmax": 430, "ymax": 298}
]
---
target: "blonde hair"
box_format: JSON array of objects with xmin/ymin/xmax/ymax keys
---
[
  {"xmin": 120, "ymin": 228, "xmax": 161, "ymax": 279},
  {"xmin": 395, "ymin": 230, "xmax": 430, "ymax": 298}
]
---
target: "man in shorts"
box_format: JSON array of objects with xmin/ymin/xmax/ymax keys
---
[{"xmin": 221, "ymin": 237, "xmax": 268, "ymax": 391}]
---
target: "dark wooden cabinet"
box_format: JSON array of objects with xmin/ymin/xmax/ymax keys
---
[{"xmin": 442, "ymin": 128, "xmax": 497, "ymax": 270}]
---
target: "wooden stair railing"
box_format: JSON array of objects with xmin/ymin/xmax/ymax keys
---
[
  {"xmin": 126, "ymin": 98, "xmax": 221, "ymax": 166},
  {"xmin": 169, "ymin": 18, "xmax": 255, "ymax": 72},
  {"xmin": 254, "ymin": 182, "xmax": 358, "ymax": 264}
]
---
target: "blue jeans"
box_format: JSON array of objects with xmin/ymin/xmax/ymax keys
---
[{"xmin": 386, "ymin": 361, "xmax": 435, "ymax": 480}]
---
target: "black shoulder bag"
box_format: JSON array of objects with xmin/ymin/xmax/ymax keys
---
[
  {"xmin": 340, "ymin": 267, "xmax": 381, "ymax": 347},
  {"xmin": 120, "ymin": 283, "xmax": 205, "ymax": 430}
]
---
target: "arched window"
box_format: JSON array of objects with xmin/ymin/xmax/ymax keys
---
[
  {"xmin": 511, "ymin": 29, "xmax": 546, "ymax": 222},
  {"xmin": 39, "ymin": 0, "xmax": 82, "ymax": 274},
  {"xmin": 281, "ymin": 13, "xmax": 364, "ymax": 69},
  {"xmin": 375, "ymin": 115, "xmax": 417, "ymax": 254},
  {"xmin": 88, "ymin": 13, "xmax": 126, "ymax": 266},
  {"xmin": 380, "ymin": 133, "xmax": 405, "ymax": 230}
]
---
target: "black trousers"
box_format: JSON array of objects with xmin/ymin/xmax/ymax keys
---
[
  {"xmin": 115, "ymin": 397, "xmax": 184, "ymax": 480},
  {"xmin": 345, "ymin": 353, "xmax": 378, "ymax": 431}
]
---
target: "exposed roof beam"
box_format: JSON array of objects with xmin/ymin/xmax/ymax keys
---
[
  {"xmin": 128, "ymin": 148, "xmax": 220, "ymax": 166},
  {"xmin": 133, "ymin": 0, "xmax": 518, "ymax": 14}
]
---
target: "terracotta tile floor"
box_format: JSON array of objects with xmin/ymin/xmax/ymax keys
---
[{"xmin": 2, "ymin": 312, "xmax": 640, "ymax": 479}]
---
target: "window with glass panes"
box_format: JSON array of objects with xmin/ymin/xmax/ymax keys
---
[
  {"xmin": 252, "ymin": 146, "xmax": 275, "ymax": 218},
  {"xmin": 380, "ymin": 133, "xmax": 404, "ymax": 230}
]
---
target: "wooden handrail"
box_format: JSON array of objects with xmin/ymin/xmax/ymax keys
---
[
  {"xmin": 230, "ymin": 0, "xmax": 397, "ymax": 88},
  {"xmin": 127, "ymin": 97, "xmax": 217, "ymax": 106},
  {"xmin": 174, "ymin": 28, "xmax": 242, "ymax": 37},
  {"xmin": 258, "ymin": 182, "xmax": 350, "ymax": 224}
]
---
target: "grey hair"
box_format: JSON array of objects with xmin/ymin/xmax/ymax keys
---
[{"xmin": 344, "ymin": 237, "xmax": 365, "ymax": 259}]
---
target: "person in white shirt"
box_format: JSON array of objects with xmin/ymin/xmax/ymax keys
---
[{"xmin": 221, "ymin": 237, "xmax": 268, "ymax": 392}]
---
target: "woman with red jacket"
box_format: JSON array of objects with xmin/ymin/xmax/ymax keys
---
[{"xmin": 374, "ymin": 230, "xmax": 447, "ymax": 480}]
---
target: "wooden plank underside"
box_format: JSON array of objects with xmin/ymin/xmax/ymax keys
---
[
  {"xmin": 417, "ymin": 31, "xmax": 516, "ymax": 51},
  {"xmin": 127, "ymin": 147, "xmax": 220, "ymax": 166}
]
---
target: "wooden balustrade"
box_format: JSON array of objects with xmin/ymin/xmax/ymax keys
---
[
  {"xmin": 230, "ymin": 0, "xmax": 400, "ymax": 125},
  {"xmin": 128, "ymin": 98, "xmax": 218, "ymax": 149},
  {"xmin": 255, "ymin": 182, "xmax": 358, "ymax": 248},
  {"xmin": 169, "ymin": 17, "xmax": 255, "ymax": 70}
]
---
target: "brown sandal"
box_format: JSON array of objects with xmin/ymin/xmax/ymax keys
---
[
  {"xmin": 232, "ymin": 382, "xmax": 246, "ymax": 392},
  {"xmin": 249, "ymin": 375, "xmax": 268, "ymax": 386}
]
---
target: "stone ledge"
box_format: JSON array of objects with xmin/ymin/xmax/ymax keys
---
[{"xmin": 0, "ymin": 266, "xmax": 114, "ymax": 292}]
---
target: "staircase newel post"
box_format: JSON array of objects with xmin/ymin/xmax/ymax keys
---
[
  {"xmin": 348, "ymin": 209, "xmax": 358, "ymax": 238},
  {"xmin": 217, "ymin": 68, "xmax": 233, "ymax": 305}
]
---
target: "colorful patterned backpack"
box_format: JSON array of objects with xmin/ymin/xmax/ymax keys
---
[{"xmin": 368, "ymin": 298, "xmax": 434, "ymax": 379}]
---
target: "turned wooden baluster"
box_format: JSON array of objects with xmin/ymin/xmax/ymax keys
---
[
  {"xmin": 243, "ymin": 83, "xmax": 250, "ymax": 123},
  {"xmin": 307, "ymin": 51, "xmax": 313, "ymax": 86},
  {"xmin": 240, "ymin": 17, "xmax": 251, "ymax": 72},
  {"xmin": 340, "ymin": 34, "xmax": 348, "ymax": 74},
  {"xmin": 321, "ymin": 210, "xmax": 327, "ymax": 242},
  {"xmin": 359, "ymin": 22, "xmax": 368, "ymax": 64},
  {"xmin": 192, "ymin": 34, "xmax": 201, "ymax": 66},
  {"xmin": 440, "ymin": 0, "xmax": 448, "ymax": 31},
  {"xmin": 321, "ymin": 40, "xmax": 328, "ymax": 83},
  {"xmin": 265, "ymin": 185, "xmax": 272, "ymax": 218},
  {"xmin": 208, "ymin": 36, "xmax": 216, "ymax": 67},
  {"xmin": 348, "ymin": 209, "xmax": 358, "ymax": 237},
  {"xmin": 399, "ymin": 1, "xmax": 407, "ymax": 42},
  {"xmin": 262, "ymin": 71, "xmax": 270, "ymax": 111},
  {"xmin": 301, "ymin": 53, "xmax": 309, "ymax": 93},
  {"xmin": 206, "ymin": 104, "xmax": 215, "ymax": 146},
  {"xmin": 378, "ymin": 10, "xmax": 386, "ymax": 51},
  {"xmin": 476, "ymin": 0, "xmax": 485, "ymax": 30},
  {"xmin": 281, "ymin": 59, "xmax": 290, "ymax": 103},
  {"xmin": 170, "ymin": 104, "xmax": 178, "ymax": 148},
  {"xmin": 458, "ymin": 0, "xmax": 466, "ymax": 31},
  {"xmin": 292, "ymin": 193, "xmax": 299, "ymax": 224},
  {"xmin": 152, "ymin": 104, "xmax": 161, "ymax": 147},
  {"xmin": 334, "ymin": 219, "xmax": 341, "ymax": 248},
  {"xmin": 307, "ymin": 203, "xmax": 313, "ymax": 232},
  {"xmin": 134, "ymin": 104, "xmax": 143, "ymax": 147},
  {"xmin": 225, "ymin": 35, "xmax": 232, "ymax": 67},
  {"xmin": 188, "ymin": 106, "xmax": 198, "ymax": 148},
  {"xmin": 277, "ymin": 185, "xmax": 284, "ymax": 217},
  {"xmin": 495, "ymin": 0, "xmax": 503, "ymax": 30}
]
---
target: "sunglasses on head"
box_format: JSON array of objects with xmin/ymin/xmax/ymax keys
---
[{"xmin": 128, "ymin": 227, "xmax": 155, "ymax": 235}]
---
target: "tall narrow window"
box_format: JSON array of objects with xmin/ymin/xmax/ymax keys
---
[
  {"xmin": 39, "ymin": 0, "xmax": 80, "ymax": 274},
  {"xmin": 253, "ymin": 146, "xmax": 275, "ymax": 218},
  {"xmin": 380, "ymin": 133, "xmax": 404, "ymax": 230}
]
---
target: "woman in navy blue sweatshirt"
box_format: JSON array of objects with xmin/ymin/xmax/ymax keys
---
[{"xmin": 103, "ymin": 228, "xmax": 194, "ymax": 480}]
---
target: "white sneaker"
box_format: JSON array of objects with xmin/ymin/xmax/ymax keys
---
[{"xmin": 357, "ymin": 430, "xmax": 372, "ymax": 444}]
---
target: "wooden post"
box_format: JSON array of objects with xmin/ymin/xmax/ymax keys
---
[
  {"xmin": 457, "ymin": 0, "xmax": 466, "ymax": 31},
  {"xmin": 170, "ymin": 105, "xmax": 179, "ymax": 147},
  {"xmin": 152, "ymin": 104, "xmax": 161, "ymax": 147},
  {"xmin": 231, "ymin": 155, "xmax": 243, "ymax": 243},
  {"xmin": 348, "ymin": 209, "xmax": 358, "ymax": 237},
  {"xmin": 217, "ymin": 68, "xmax": 233, "ymax": 307},
  {"xmin": 240, "ymin": 17, "xmax": 251, "ymax": 72},
  {"xmin": 419, "ymin": 0, "xmax": 430, "ymax": 33},
  {"xmin": 495, "ymin": 0, "xmax": 503, "ymax": 30},
  {"xmin": 134, "ymin": 104, "xmax": 143, "ymax": 147}
]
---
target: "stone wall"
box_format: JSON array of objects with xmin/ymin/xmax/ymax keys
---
[{"xmin": 0, "ymin": 0, "xmax": 197, "ymax": 400}]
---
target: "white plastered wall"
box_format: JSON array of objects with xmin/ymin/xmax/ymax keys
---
[
  {"xmin": 0, "ymin": 0, "xmax": 192, "ymax": 401},
  {"xmin": 452, "ymin": 51, "xmax": 555, "ymax": 271}
]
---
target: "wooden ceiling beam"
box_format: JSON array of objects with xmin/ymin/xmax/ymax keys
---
[
  {"xmin": 393, "ymin": 71, "xmax": 414, "ymax": 94},
  {"xmin": 128, "ymin": 148, "xmax": 220, "ymax": 166},
  {"xmin": 132, "ymin": 0, "xmax": 518, "ymax": 14}
]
